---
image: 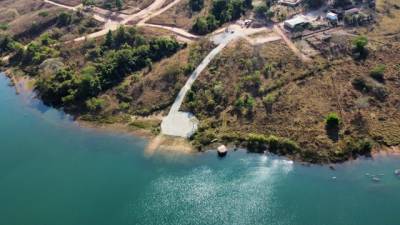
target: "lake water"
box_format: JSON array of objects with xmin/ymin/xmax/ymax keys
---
[{"xmin": 0, "ymin": 73, "xmax": 399, "ymax": 225}]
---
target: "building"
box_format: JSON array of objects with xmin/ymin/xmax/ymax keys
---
[
  {"xmin": 326, "ymin": 12, "xmax": 338, "ymax": 23},
  {"xmin": 284, "ymin": 16, "xmax": 310, "ymax": 31}
]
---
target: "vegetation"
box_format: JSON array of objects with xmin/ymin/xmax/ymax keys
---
[
  {"xmin": 191, "ymin": 0, "xmax": 253, "ymax": 34},
  {"xmin": 189, "ymin": 0, "xmax": 204, "ymax": 11},
  {"xmin": 325, "ymin": 113, "xmax": 340, "ymax": 130},
  {"xmin": 352, "ymin": 36, "xmax": 368, "ymax": 59},
  {"xmin": 370, "ymin": 64, "xmax": 386, "ymax": 82},
  {"xmin": 21, "ymin": 27, "xmax": 182, "ymax": 109}
]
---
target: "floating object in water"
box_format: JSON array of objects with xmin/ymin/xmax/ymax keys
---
[
  {"xmin": 372, "ymin": 177, "xmax": 380, "ymax": 182},
  {"xmin": 365, "ymin": 173, "xmax": 371, "ymax": 177},
  {"xmin": 332, "ymin": 176, "xmax": 337, "ymax": 180},
  {"xmin": 217, "ymin": 145, "xmax": 228, "ymax": 157},
  {"xmin": 395, "ymin": 169, "xmax": 400, "ymax": 176}
]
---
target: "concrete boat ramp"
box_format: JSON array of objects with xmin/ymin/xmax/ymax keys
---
[{"xmin": 160, "ymin": 29, "xmax": 239, "ymax": 138}]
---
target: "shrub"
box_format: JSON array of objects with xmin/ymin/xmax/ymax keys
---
[
  {"xmin": 343, "ymin": 138, "xmax": 373, "ymax": 157},
  {"xmin": 370, "ymin": 64, "xmax": 386, "ymax": 82},
  {"xmin": 57, "ymin": 12, "xmax": 72, "ymax": 27},
  {"xmin": 38, "ymin": 11, "xmax": 49, "ymax": 17},
  {"xmin": 352, "ymin": 77, "xmax": 388, "ymax": 101},
  {"xmin": 246, "ymin": 133, "xmax": 300, "ymax": 154},
  {"xmin": 86, "ymin": 97, "xmax": 105, "ymax": 112},
  {"xmin": 352, "ymin": 36, "xmax": 368, "ymax": 59},
  {"xmin": 325, "ymin": 113, "xmax": 340, "ymax": 129},
  {"xmin": 189, "ymin": 0, "xmax": 204, "ymax": 11},
  {"xmin": 262, "ymin": 92, "xmax": 277, "ymax": 106},
  {"xmin": 0, "ymin": 23, "xmax": 9, "ymax": 31}
]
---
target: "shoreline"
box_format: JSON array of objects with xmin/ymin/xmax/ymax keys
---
[{"xmin": 1, "ymin": 71, "xmax": 400, "ymax": 162}]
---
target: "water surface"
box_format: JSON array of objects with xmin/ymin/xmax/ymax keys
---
[{"xmin": 0, "ymin": 74, "xmax": 399, "ymax": 225}]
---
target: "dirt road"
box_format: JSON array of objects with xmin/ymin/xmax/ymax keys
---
[{"xmin": 273, "ymin": 25, "xmax": 312, "ymax": 62}]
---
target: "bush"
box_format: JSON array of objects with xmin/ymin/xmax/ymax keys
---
[
  {"xmin": 86, "ymin": 97, "xmax": 105, "ymax": 112},
  {"xmin": 352, "ymin": 77, "xmax": 388, "ymax": 101},
  {"xmin": 343, "ymin": 138, "xmax": 373, "ymax": 157},
  {"xmin": 325, "ymin": 113, "xmax": 340, "ymax": 129},
  {"xmin": 57, "ymin": 12, "xmax": 72, "ymax": 27},
  {"xmin": 246, "ymin": 133, "xmax": 300, "ymax": 154},
  {"xmin": 370, "ymin": 64, "xmax": 386, "ymax": 82},
  {"xmin": 189, "ymin": 0, "xmax": 204, "ymax": 11},
  {"xmin": 352, "ymin": 36, "xmax": 368, "ymax": 59}
]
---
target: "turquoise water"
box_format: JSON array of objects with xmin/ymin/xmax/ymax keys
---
[{"xmin": 0, "ymin": 73, "xmax": 399, "ymax": 225}]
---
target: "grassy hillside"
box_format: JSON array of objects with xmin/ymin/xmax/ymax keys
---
[{"xmin": 181, "ymin": 32, "xmax": 400, "ymax": 163}]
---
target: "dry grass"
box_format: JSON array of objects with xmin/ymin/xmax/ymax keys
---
[
  {"xmin": 184, "ymin": 37, "xmax": 400, "ymax": 162},
  {"xmin": 147, "ymin": 0, "xmax": 212, "ymax": 30}
]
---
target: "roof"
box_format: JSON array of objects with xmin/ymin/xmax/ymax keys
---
[
  {"xmin": 326, "ymin": 12, "xmax": 338, "ymax": 20},
  {"xmin": 284, "ymin": 16, "xmax": 309, "ymax": 28}
]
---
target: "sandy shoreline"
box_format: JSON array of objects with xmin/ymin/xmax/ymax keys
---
[{"xmin": 1, "ymin": 71, "xmax": 400, "ymax": 160}]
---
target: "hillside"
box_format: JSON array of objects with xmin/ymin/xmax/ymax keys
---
[{"xmin": 1, "ymin": 0, "xmax": 400, "ymax": 163}]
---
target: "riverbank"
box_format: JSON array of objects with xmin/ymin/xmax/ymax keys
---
[{"xmin": 1, "ymin": 69, "xmax": 399, "ymax": 164}]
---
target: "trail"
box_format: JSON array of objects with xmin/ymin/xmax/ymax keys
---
[
  {"xmin": 142, "ymin": 24, "xmax": 199, "ymax": 40},
  {"xmin": 273, "ymin": 25, "xmax": 311, "ymax": 62},
  {"xmin": 44, "ymin": 0, "xmax": 82, "ymax": 11}
]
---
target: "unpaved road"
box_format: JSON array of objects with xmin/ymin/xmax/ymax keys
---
[
  {"xmin": 273, "ymin": 25, "xmax": 311, "ymax": 62},
  {"xmin": 44, "ymin": 0, "xmax": 82, "ymax": 11}
]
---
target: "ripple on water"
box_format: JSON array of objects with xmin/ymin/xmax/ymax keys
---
[{"xmin": 134, "ymin": 157, "xmax": 295, "ymax": 225}]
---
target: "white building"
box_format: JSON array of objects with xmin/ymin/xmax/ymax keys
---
[{"xmin": 284, "ymin": 16, "xmax": 310, "ymax": 31}]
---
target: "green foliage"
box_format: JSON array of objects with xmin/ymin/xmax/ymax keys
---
[
  {"xmin": 189, "ymin": 0, "xmax": 204, "ymax": 11},
  {"xmin": 35, "ymin": 27, "xmax": 181, "ymax": 109},
  {"xmin": 57, "ymin": 12, "xmax": 72, "ymax": 27},
  {"xmin": 246, "ymin": 133, "xmax": 300, "ymax": 154},
  {"xmin": 370, "ymin": 64, "xmax": 386, "ymax": 82},
  {"xmin": 86, "ymin": 97, "xmax": 105, "ymax": 112},
  {"xmin": 0, "ymin": 35, "xmax": 17, "ymax": 54},
  {"xmin": 343, "ymin": 138, "xmax": 373, "ymax": 157},
  {"xmin": 192, "ymin": 0, "xmax": 251, "ymax": 34},
  {"xmin": 0, "ymin": 23, "xmax": 9, "ymax": 31},
  {"xmin": 325, "ymin": 113, "xmax": 340, "ymax": 129},
  {"xmin": 352, "ymin": 36, "xmax": 368, "ymax": 58},
  {"xmin": 262, "ymin": 92, "xmax": 277, "ymax": 106},
  {"xmin": 38, "ymin": 11, "xmax": 49, "ymax": 17},
  {"xmin": 82, "ymin": 0, "xmax": 95, "ymax": 6},
  {"xmin": 352, "ymin": 77, "xmax": 388, "ymax": 101},
  {"xmin": 192, "ymin": 17, "xmax": 209, "ymax": 35},
  {"xmin": 254, "ymin": 5, "xmax": 268, "ymax": 18},
  {"xmin": 115, "ymin": 0, "xmax": 123, "ymax": 10}
]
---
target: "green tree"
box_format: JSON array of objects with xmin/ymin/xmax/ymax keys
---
[
  {"xmin": 57, "ymin": 12, "xmax": 72, "ymax": 27},
  {"xmin": 104, "ymin": 30, "xmax": 114, "ymax": 48},
  {"xmin": 189, "ymin": 0, "xmax": 204, "ymax": 11},
  {"xmin": 82, "ymin": 0, "xmax": 95, "ymax": 6},
  {"xmin": 352, "ymin": 35, "xmax": 368, "ymax": 58},
  {"xmin": 325, "ymin": 113, "xmax": 340, "ymax": 130},
  {"xmin": 115, "ymin": 0, "xmax": 123, "ymax": 10},
  {"xmin": 192, "ymin": 17, "xmax": 209, "ymax": 34},
  {"xmin": 244, "ymin": 0, "xmax": 252, "ymax": 9}
]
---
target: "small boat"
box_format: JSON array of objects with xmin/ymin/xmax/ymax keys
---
[
  {"xmin": 372, "ymin": 177, "xmax": 380, "ymax": 182},
  {"xmin": 395, "ymin": 169, "xmax": 400, "ymax": 176},
  {"xmin": 217, "ymin": 145, "xmax": 228, "ymax": 157}
]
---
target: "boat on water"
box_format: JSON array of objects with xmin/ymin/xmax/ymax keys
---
[{"xmin": 217, "ymin": 145, "xmax": 228, "ymax": 157}]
